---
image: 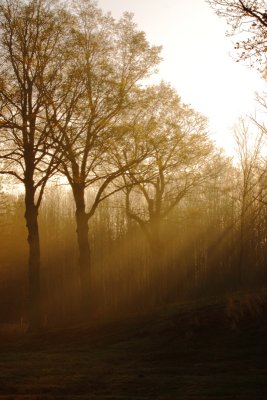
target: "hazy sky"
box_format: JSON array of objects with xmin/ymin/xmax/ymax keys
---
[{"xmin": 98, "ymin": 0, "xmax": 265, "ymax": 153}]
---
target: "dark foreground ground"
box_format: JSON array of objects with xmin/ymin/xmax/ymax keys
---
[{"xmin": 1, "ymin": 293, "xmax": 267, "ymax": 399}]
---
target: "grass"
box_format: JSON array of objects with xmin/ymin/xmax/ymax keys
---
[{"xmin": 0, "ymin": 293, "xmax": 267, "ymax": 399}]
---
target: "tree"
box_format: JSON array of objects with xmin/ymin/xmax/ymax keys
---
[
  {"xmin": 0, "ymin": 0, "xmax": 71, "ymax": 330},
  {"xmin": 234, "ymin": 117, "xmax": 264, "ymax": 285},
  {"xmin": 51, "ymin": 1, "xmax": 161, "ymax": 313},
  {"xmin": 118, "ymin": 83, "xmax": 215, "ymax": 256},
  {"xmin": 110, "ymin": 83, "xmax": 218, "ymax": 304},
  {"xmin": 207, "ymin": 0, "xmax": 267, "ymax": 66}
]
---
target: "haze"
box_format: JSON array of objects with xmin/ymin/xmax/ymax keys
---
[
  {"xmin": 1, "ymin": 1, "xmax": 267, "ymax": 397},
  {"xmin": 98, "ymin": 0, "xmax": 265, "ymax": 153}
]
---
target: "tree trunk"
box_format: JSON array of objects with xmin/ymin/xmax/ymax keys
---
[
  {"xmin": 24, "ymin": 187, "xmax": 42, "ymax": 332},
  {"xmin": 238, "ymin": 200, "xmax": 246, "ymax": 288},
  {"xmin": 73, "ymin": 184, "xmax": 92, "ymax": 315},
  {"xmin": 147, "ymin": 219, "xmax": 165, "ymax": 304}
]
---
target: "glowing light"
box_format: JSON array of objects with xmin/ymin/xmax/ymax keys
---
[{"xmin": 98, "ymin": 0, "xmax": 266, "ymax": 155}]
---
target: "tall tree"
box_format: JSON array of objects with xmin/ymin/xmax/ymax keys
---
[
  {"xmin": 234, "ymin": 117, "xmax": 265, "ymax": 284},
  {"xmin": 51, "ymin": 1, "xmax": 161, "ymax": 313},
  {"xmin": 0, "ymin": 0, "xmax": 71, "ymax": 330},
  {"xmin": 109, "ymin": 83, "xmax": 217, "ymax": 304},
  {"xmin": 118, "ymin": 83, "xmax": 215, "ymax": 255}
]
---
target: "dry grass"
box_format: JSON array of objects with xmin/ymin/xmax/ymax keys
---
[{"xmin": 0, "ymin": 294, "xmax": 267, "ymax": 399}]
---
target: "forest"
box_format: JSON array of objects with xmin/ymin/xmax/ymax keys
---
[
  {"xmin": 2, "ymin": 1, "xmax": 267, "ymax": 398},
  {"xmin": 0, "ymin": 0, "xmax": 267, "ymax": 332}
]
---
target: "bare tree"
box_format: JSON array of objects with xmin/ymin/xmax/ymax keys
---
[
  {"xmin": 51, "ymin": 1, "xmax": 161, "ymax": 312},
  {"xmin": 234, "ymin": 117, "xmax": 264, "ymax": 284},
  {"xmin": 118, "ymin": 83, "xmax": 215, "ymax": 255},
  {"xmin": 207, "ymin": 0, "xmax": 267, "ymax": 66},
  {"xmin": 0, "ymin": 0, "xmax": 72, "ymax": 330}
]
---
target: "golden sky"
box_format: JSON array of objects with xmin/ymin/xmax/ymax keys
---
[{"xmin": 98, "ymin": 0, "xmax": 265, "ymax": 154}]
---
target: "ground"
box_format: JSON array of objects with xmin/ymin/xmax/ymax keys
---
[{"xmin": 0, "ymin": 293, "xmax": 267, "ymax": 399}]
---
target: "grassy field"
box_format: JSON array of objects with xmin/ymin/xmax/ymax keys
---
[{"xmin": 1, "ymin": 294, "xmax": 267, "ymax": 399}]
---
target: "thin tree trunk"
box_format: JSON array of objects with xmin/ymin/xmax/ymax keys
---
[
  {"xmin": 24, "ymin": 186, "xmax": 42, "ymax": 331},
  {"xmin": 238, "ymin": 201, "xmax": 246, "ymax": 288}
]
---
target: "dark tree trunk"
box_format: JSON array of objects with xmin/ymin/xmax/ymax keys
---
[
  {"xmin": 238, "ymin": 202, "xmax": 246, "ymax": 288},
  {"xmin": 24, "ymin": 186, "xmax": 42, "ymax": 332},
  {"xmin": 147, "ymin": 218, "xmax": 165, "ymax": 304},
  {"xmin": 73, "ymin": 184, "xmax": 92, "ymax": 315},
  {"xmin": 148, "ymin": 218, "xmax": 162, "ymax": 262}
]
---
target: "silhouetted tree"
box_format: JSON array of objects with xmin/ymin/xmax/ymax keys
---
[
  {"xmin": 0, "ymin": 0, "xmax": 72, "ymax": 330},
  {"xmin": 51, "ymin": 1, "xmax": 161, "ymax": 313}
]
